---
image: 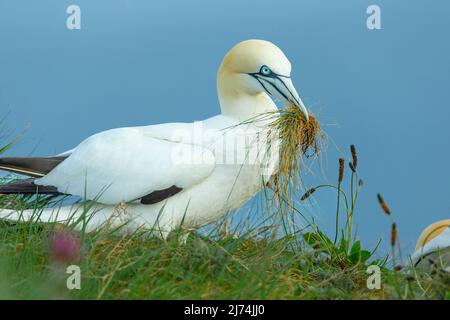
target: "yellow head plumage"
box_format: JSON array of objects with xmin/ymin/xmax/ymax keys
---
[
  {"xmin": 217, "ymin": 39, "xmax": 308, "ymax": 121},
  {"xmin": 416, "ymin": 219, "xmax": 450, "ymax": 249}
]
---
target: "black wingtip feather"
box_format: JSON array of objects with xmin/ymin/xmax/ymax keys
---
[
  {"xmin": 0, "ymin": 156, "xmax": 68, "ymax": 177},
  {"xmin": 0, "ymin": 180, "xmax": 62, "ymax": 195}
]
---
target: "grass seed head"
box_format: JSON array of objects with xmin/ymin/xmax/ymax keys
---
[
  {"xmin": 391, "ymin": 223, "xmax": 398, "ymax": 247},
  {"xmin": 350, "ymin": 144, "xmax": 358, "ymax": 170},
  {"xmin": 338, "ymin": 158, "xmax": 345, "ymax": 183},
  {"xmin": 301, "ymin": 188, "xmax": 317, "ymax": 201},
  {"xmin": 377, "ymin": 193, "xmax": 391, "ymax": 215}
]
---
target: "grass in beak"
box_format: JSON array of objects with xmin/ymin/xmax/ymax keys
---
[{"xmin": 268, "ymin": 102, "xmax": 323, "ymax": 198}]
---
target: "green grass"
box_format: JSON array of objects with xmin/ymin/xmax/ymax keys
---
[
  {"xmin": 0, "ymin": 139, "xmax": 449, "ymax": 300},
  {"xmin": 0, "ymin": 217, "xmax": 449, "ymax": 300}
]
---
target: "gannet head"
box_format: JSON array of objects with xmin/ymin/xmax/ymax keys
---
[
  {"xmin": 412, "ymin": 219, "xmax": 450, "ymax": 270},
  {"xmin": 218, "ymin": 39, "xmax": 309, "ymax": 120},
  {"xmin": 416, "ymin": 219, "xmax": 450, "ymax": 250}
]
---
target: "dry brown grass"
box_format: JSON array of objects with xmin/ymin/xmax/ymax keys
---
[{"xmin": 268, "ymin": 102, "xmax": 323, "ymax": 199}]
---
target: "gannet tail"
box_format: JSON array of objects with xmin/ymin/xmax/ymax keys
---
[
  {"xmin": 0, "ymin": 179, "xmax": 62, "ymax": 195},
  {"xmin": 0, "ymin": 156, "xmax": 68, "ymax": 178},
  {"xmin": 0, "ymin": 204, "xmax": 116, "ymax": 232}
]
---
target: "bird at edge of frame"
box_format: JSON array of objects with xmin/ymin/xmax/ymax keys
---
[{"xmin": 412, "ymin": 219, "xmax": 450, "ymax": 273}]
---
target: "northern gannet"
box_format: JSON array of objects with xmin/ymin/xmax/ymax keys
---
[
  {"xmin": 0, "ymin": 39, "xmax": 309, "ymax": 238},
  {"xmin": 412, "ymin": 219, "xmax": 450, "ymax": 272}
]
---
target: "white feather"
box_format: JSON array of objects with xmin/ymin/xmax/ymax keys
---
[{"xmin": 36, "ymin": 123, "xmax": 216, "ymax": 205}]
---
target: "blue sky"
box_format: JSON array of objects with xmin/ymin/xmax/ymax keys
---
[{"xmin": 0, "ymin": 0, "xmax": 449, "ymax": 256}]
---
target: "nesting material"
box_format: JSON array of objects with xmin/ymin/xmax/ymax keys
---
[{"xmin": 268, "ymin": 102, "xmax": 322, "ymax": 198}]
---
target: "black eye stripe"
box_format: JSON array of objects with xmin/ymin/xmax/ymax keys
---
[
  {"xmin": 257, "ymin": 76, "xmax": 291, "ymax": 103},
  {"xmin": 273, "ymin": 76, "xmax": 300, "ymax": 106},
  {"xmin": 251, "ymin": 74, "xmax": 300, "ymax": 106},
  {"xmin": 249, "ymin": 74, "xmax": 272, "ymax": 95},
  {"xmin": 248, "ymin": 66, "xmax": 291, "ymax": 79},
  {"xmin": 275, "ymin": 73, "xmax": 291, "ymax": 79}
]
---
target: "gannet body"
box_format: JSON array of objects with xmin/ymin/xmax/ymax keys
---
[{"xmin": 0, "ymin": 40, "xmax": 309, "ymax": 238}]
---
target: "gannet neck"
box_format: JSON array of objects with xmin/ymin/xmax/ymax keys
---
[
  {"xmin": 217, "ymin": 68, "xmax": 278, "ymax": 122},
  {"xmin": 218, "ymin": 90, "xmax": 277, "ymax": 122}
]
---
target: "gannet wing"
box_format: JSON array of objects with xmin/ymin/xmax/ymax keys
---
[{"xmin": 35, "ymin": 123, "xmax": 215, "ymax": 205}]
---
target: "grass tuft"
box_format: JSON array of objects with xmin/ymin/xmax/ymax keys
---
[{"xmin": 268, "ymin": 103, "xmax": 323, "ymax": 199}]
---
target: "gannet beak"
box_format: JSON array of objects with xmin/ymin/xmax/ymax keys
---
[
  {"xmin": 250, "ymin": 73, "xmax": 309, "ymax": 121},
  {"xmin": 280, "ymin": 77, "xmax": 309, "ymax": 121}
]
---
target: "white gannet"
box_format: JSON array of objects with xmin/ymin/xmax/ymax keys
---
[
  {"xmin": 411, "ymin": 219, "xmax": 450, "ymax": 272},
  {"xmin": 0, "ymin": 39, "xmax": 309, "ymax": 239}
]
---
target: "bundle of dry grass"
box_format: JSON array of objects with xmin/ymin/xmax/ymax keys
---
[{"xmin": 267, "ymin": 102, "xmax": 322, "ymax": 199}]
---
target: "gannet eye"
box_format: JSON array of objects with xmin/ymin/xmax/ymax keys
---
[{"xmin": 260, "ymin": 65, "xmax": 272, "ymax": 76}]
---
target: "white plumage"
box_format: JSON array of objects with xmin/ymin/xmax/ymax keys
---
[{"xmin": 37, "ymin": 123, "xmax": 216, "ymax": 204}]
